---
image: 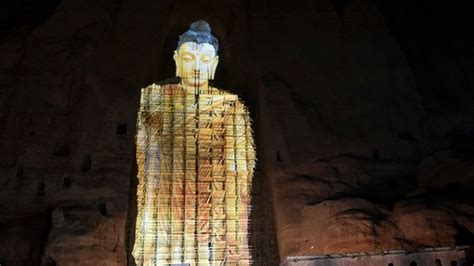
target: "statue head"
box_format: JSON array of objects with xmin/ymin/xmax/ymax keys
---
[{"xmin": 174, "ymin": 20, "xmax": 219, "ymax": 89}]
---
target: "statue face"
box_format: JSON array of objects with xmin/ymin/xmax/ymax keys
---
[{"xmin": 174, "ymin": 42, "xmax": 219, "ymax": 89}]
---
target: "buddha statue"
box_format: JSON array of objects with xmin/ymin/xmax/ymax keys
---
[{"xmin": 132, "ymin": 20, "xmax": 256, "ymax": 265}]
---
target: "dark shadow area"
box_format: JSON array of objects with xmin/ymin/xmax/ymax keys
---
[
  {"xmin": 0, "ymin": 211, "xmax": 52, "ymax": 265},
  {"xmin": 126, "ymin": 151, "xmax": 138, "ymax": 266},
  {"xmin": 376, "ymin": 1, "xmax": 474, "ymax": 116},
  {"xmin": 248, "ymin": 169, "xmax": 280, "ymax": 264},
  {"xmin": 455, "ymin": 225, "xmax": 474, "ymax": 246},
  {"xmin": 0, "ymin": 0, "xmax": 61, "ymax": 42}
]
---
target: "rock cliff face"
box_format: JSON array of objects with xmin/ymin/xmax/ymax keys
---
[{"xmin": 0, "ymin": 0, "xmax": 473, "ymax": 264}]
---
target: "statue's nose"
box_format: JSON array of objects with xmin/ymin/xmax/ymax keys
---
[
  {"xmin": 191, "ymin": 69, "xmax": 200, "ymax": 77},
  {"xmin": 191, "ymin": 61, "xmax": 200, "ymax": 71}
]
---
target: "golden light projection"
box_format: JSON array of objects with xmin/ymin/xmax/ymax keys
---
[{"xmin": 132, "ymin": 20, "xmax": 256, "ymax": 265}]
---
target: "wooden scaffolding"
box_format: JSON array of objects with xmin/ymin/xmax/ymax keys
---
[{"xmin": 132, "ymin": 83, "xmax": 256, "ymax": 265}]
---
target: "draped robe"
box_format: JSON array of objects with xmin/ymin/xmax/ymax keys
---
[{"xmin": 132, "ymin": 83, "xmax": 256, "ymax": 265}]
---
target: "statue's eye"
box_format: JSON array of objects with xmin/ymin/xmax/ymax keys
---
[
  {"xmin": 182, "ymin": 54, "xmax": 194, "ymax": 61},
  {"xmin": 201, "ymin": 56, "xmax": 211, "ymax": 63}
]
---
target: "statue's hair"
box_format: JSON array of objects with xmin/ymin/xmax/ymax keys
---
[{"xmin": 177, "ymin": 20, "xmax": 219, "ymax": 52}]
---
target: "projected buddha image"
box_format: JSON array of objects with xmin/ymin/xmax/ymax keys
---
[{"xmin": 132, "ymin": 20, "xmax": 256, "ymax": 265}]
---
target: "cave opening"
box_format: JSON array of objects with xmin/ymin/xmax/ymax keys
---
[{"xmin": 125, "ymin": 20, "xmax": 278, "ymax": 265}]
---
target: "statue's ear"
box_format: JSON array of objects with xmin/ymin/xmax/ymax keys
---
[
  {"xmin": 173, "ymin": 50, "xmax": 180, "ymax": 77},
  {"xmin": 210, "ymin": 56, "xmax": 219, "ymax": 80}
]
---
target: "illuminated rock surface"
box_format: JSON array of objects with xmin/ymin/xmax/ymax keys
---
[{"xmin": 0, "ymin": 0, "xmax": 473, "ymax": 265}]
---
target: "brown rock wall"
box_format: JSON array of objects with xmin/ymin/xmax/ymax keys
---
[{"xmin": 0, "ymin": 0, "xmax": 473, "ymax": 264}]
